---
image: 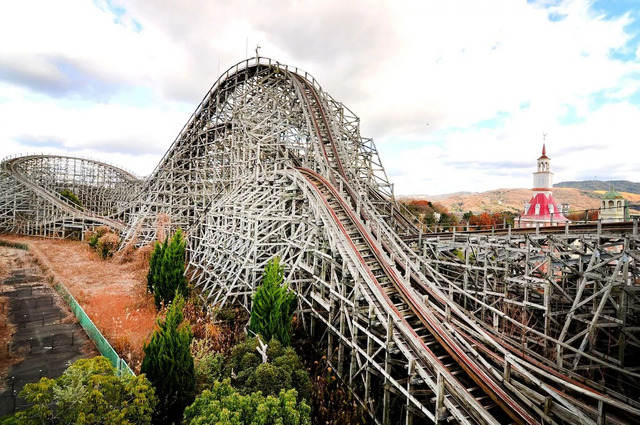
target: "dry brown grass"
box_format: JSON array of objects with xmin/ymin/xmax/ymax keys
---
[
  {"xmin": 183, "ymin": 299, "xmax": 244, "ymax": 353},
  {"xmin": 156, "ymin": 212, "xmax": 171, "ymax": 243},
  {"xmin": 1, "ymin": 235, "xmax": 157, "ymax": 373}
]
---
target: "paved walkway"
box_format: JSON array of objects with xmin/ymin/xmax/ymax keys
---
[{"xmin": 0, "ymin": 245, "xmax": 94, "ymax": 416}]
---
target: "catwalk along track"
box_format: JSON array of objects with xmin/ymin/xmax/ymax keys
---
[{"xmin": 1, "ymin": 57, "xmax": 639, "ymax": 424}]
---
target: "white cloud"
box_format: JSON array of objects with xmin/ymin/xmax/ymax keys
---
[{"xmin": 0, "ymin": 0, "xmax": 639, "ymax": 195}]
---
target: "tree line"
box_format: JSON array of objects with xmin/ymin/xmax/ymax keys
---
[{"xmin": 400, "ymin": 199, "xmax": 516, "ymax": 231}]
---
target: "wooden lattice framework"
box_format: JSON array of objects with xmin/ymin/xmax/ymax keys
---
[
  {"xmin": 1, "ymin": 57, "xmax": 639, "ymax": 424},
  {"xmin": 0, "ymin": 154, "xmax": 140, "ymax": 237}
]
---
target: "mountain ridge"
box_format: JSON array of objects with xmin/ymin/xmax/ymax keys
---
[
  {"xmin": 554, "ymin": 180, "xmax": 640, "ymax": 194},
  {"xmin": 399, "ymin": 180, "xmax": 640, "ymax": 214}
]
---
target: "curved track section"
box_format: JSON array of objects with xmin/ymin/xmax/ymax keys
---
[
  {"xmin": 1, "ymin": 58, "xmax": 639, "ymax": 424},
  {"xmin": 0, "ymin": 154, "xmax": 140, "ymax": 235}
]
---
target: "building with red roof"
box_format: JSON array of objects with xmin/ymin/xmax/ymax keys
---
[{"xmin": 518, "ymin": 144, "xmax": 570, "ymax": 228}]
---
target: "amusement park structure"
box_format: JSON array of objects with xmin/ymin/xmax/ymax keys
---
[{"xmin": 1, "ymin": 57, "xmax": 639, "ymax": 425}]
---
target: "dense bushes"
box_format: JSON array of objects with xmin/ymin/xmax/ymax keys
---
[
  {"xmin": 224, "ymin": 337, "xmax": 312, "ymax": 401},
  {"xmin": 2, "ymin": 356, "xmax": 156, "ymax": 425},
  {"xmin": 85, "ymin": 226, "xmax": 120, "ymax": 259},
  {"xmin": 182, "ymin": 256, "xmax": 312, "ymax": 423},
  {"xmin": 191, "ymin": 337, "xmax": 226, "ymax": 394},
  {"xmin": 183, "ymin": 380, "xmax": 310, "ymax": 425}
]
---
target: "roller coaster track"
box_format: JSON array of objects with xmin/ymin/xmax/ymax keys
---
[
  {"xmin": 291, "ymin": 73, "xmax": 420, "ymax": 239},
  {"xmin": 291, "ymin": 75, "xmax": 539, "ymax": 422},
  {"xmin": 290, "ymin": 61, "xmax": 639, "ymax": 424},
  {"xmin": 0, "ymin": 154, "xmax": 140, "ymax": 235},
  {"xmin": 299, "ymin": 167, "xmax": 539, "ymax": 424},
  {"xmin": 1, "ymin": 57, "xmax": 639, "ymax": 424}
]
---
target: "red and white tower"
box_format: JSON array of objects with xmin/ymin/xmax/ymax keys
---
[{"xmin": 519, "ymin": 144, "xmax": 570, "ymax": 227}]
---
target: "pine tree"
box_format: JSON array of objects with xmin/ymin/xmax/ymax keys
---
[
  {"xmin": 163, "ymin": 228, "xmax": 188, "ymax": 300},
  {"xmin": 249, "ymin": 256, "xmax": 297, "ymax": 346},
  {"xmin": 141, "ymin": 294, "xmax": 195, "ymax": 424},
  {"xmin": 148, "ymin": 229, "xmax": 188, "ymax": 309},
  {"xmin": 147, "ymin": 240, "xmax": 164, "ymax": 293}
]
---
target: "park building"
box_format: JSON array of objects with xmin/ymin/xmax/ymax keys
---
[
  {"xmin": 599, "ymin": 187, "xmax": 629, "ymax": 222},
  {"xmin": 517, "ymin": 144, "xmax": 570, "ymax": 228}
]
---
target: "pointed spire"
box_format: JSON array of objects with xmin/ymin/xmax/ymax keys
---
[{"xmin": 538, "ymin": 142, "xmax": 549, "ymax": 160}]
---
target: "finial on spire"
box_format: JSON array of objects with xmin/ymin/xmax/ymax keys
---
[{"xmin": 542, "ymin": 143, "xmax": 546, "ymax": 156}]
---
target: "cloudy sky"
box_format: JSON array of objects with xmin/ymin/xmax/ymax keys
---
[{"xmin": 1, "ymin": 0, "xmax": 639, "ymax": 195}]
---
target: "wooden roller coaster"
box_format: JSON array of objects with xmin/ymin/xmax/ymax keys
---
[{"xmin": 1, "ymin": 57, "xmax": 639, "ymax": 424}]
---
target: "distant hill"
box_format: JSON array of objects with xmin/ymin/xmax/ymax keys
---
[
  {"xmin": 401, "ymin": 180, "xmax": 640, "ymax": 215},
  {"xmin": 400, "ymin": 187, "xmax": 603, "ymax": 214},
  {"xmin": 555, "ymin": 180, "xmax": 640, "ymax": 194}
]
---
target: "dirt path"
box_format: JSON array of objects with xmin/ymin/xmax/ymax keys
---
[
  {"xmin": 0, "ymin": 236, "xmax": 157, "ymax": 373},
  {"xmin": 0, "ymin": 244, "xmax": 97, "ymax": 416}
]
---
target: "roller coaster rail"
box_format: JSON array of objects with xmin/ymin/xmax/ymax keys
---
[{"xmin": 1, "ymin": 56, "xmax": 639, "ymax": 424}]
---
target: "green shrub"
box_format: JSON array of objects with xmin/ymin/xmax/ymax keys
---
[
  {"xmin": 3, "ymin": 356, "xmax": 156, "ymax": 425},
  {"xmin": 141, "ymin": 294, "xmax": 195, "ymax": 424},
  {"xmin": 249, "ymin": 256, "xmax": 297, "ymax": 346},
  {"xmin": 183, "ymin": 379, "xmax": 310, "ymax": 425},
  {"xmin": 60, "ymin": 188, "xmax": 83, "ymax": 211},
  {"xmin": 224, "ymin": 337, "xmax": 312, "ymax": 402},
  {"xmin": 191, "ymin": 338, "xmax": 226, "ymax": 394}
]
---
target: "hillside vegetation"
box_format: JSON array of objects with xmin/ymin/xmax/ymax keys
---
[
  {"xmin": 401, "ymin": 187, "xmax": 603, "ymax": 214},
  {"xmin": 555, "ymin": 180, "xmax": 640, "ymax": 194}
]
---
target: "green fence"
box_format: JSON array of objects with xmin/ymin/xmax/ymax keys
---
[{"xmin": 55, "ymin": 283, "xmax": 135, "ymax": 376}]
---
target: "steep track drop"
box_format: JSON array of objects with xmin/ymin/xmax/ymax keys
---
[{"xmin": 1, "ymin": 57, "xmax": 639, "ymax": 424}]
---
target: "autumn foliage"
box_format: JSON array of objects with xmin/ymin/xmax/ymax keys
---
[{"xmin": 566, "ymin": 209, "xmax": 600, "ymax": 222}]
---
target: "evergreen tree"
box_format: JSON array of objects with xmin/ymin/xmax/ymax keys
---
[
  {"xmin": 148, "ymin": 229, "xmax": 188, "ymax": 309},
  {"xmin": 249, "ymin": 256, "xmax": 297, "ymax": 346},
  {"xmin": 147, "ymin": 239, "xmax": 164, "ymax": 293},
  {"xmin": 141, "ymin": 294, "xmax": 195, "ymax": 424},
  {"xmin": 162, "ymin": 228, "xmax": 188, "ymax": 301},
  {"xmin": 60, "ymin": 188, "xmax": 83, "ymax": 211}
]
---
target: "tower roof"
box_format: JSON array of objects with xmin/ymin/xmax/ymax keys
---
[
  {"xmin": 538, "ymin": 143, "xmax": 549, "ymax": 160},
  {"xmin": 602, "ymin": 187, "xmax": 624, "ymax": 199},
  {"xmin": 521, "ymin": 193, "xmax": 569, "ymax": 222}
]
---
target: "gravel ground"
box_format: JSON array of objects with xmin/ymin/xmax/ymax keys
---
[{"xmin": 0, "ymin": 244, "xmax": 97, "ymax": 416}]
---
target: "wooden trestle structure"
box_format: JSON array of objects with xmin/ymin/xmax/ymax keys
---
[{"xmin": 1, "ymin": 57, "xmax": 639, "ymax": 424}]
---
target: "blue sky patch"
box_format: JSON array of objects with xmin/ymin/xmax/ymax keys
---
[
  {"xmin": 95, "ymin": 0, "xmax": 143, "ymax": 32},
  {"xmin": 592, "ymin": 0, "xmax": 639, "ymax": 19},
  {"xmin": 558, "ymin": 104, "xmax": 586, "ymax": 125},
  {"xmin": 471, "ymin": 111, "xmax": 511, "ymax": 130},
  {"xmin": 629, "ymin": 87, "xmax": 640, "ymax": 105},
  {"xmin": 586, "ymin": 86, "xmax": 637, "ymax": 111},
  {"xmin": 548, "ymin": 10, "xmax": 568, "ymax": 22},
  {"xmin": 593, "ymin": 0, "xmax": 640, "ymax": 62}
]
